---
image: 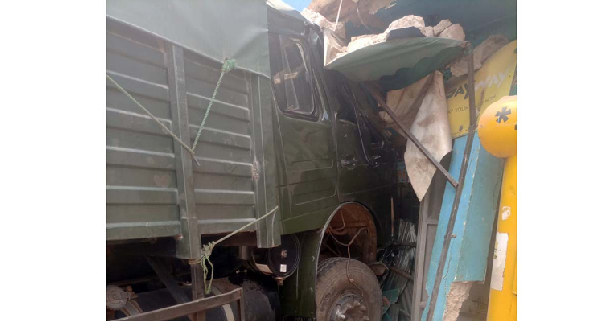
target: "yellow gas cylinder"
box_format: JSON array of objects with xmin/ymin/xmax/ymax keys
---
[{"xmin": 478, "ymin": 95, "xmax": 517, "ymax": 321}]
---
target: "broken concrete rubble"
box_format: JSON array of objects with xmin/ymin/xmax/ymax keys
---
[
  {"xmin": 438, "ymin": 24, "xmax": 465, "ymax": 41},
  {"xmin": 450, "ymin": 34, "xmax": 509, "ymax": 77},
  {"xmin": 345, "ymin": 14, "xmax": 430, "ymax": 56},
  {"xmin": 443, "ymin": 282, "xmax": 474, "ymax": 321},
  {"xmin": 329, "ymin": 15, "xmax": 434, "ymax": 65},
  {"xmin": 433, "ymin": 19, "xmax": 452, "ymax": 36},
  {"xmin": 347, "ymin": 33, "xmax": 387, "ymax": 54},
  {"xmin": 422, "ymin": 26, "xmax": 434, "ymax": 37},
  {"xmin": 385, "ymin": 15, "xmax": 434, "ymax": 38},
  {"xmin": 323, "ymin": 28, "xmax": 347, "ymax": 66},
  {"xmin": 324, "ymin": 13, "xmax": 466, "ymax": 67},
  {"xmin": 301, "ymin": 8, "xmax": 346, "ymax": 37},
  {"xmin": 386, "ymin": 15, "xmax": 425, "ymax": 31}
]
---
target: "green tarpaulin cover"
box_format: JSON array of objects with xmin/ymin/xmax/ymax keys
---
[
  {"xmin": 107, "ymin": 0, "xmax": 270, "ymax": 78},
  {"xmin": 326, "ymin": 37, "xmax": 465, "ymax": 90}
]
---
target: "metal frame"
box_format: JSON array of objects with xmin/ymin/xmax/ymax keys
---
[
  {"xmin": 113, "ymin": 256, "xmax": 245, "ymax": 321},
  {"xmin": 425, "ymin": 45, "xmax": 477, "ymax": 321},
  {"xmin": 363, "ymin": 43, "xmax": 478, "ymax": 320},
  {"xmin": 365, "ymin": 83, "xmax": 459, "ymax": 189},
  {"xmin": 116, "ymin": 287, "xmax": 245, "ymax": 321}
]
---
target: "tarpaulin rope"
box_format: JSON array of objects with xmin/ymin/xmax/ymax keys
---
[
  {"xmin": 191, "ymin": 58, "xmax": 236, "ymax": 151},
  {"xmin": 190, "ymin": 206, "xmax": 279, "ymax": 294},
  {"xmin": 106, "ymin": 58, "xmax": 236, "ymax": 165},
  {"xmin": 106, "ymin": 74, "xmax": 198, "ymax": 164}
]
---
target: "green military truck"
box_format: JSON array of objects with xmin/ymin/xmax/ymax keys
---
[{"xmin": 106, "ymin": 0, "xmax": 406, "ymax": 320}]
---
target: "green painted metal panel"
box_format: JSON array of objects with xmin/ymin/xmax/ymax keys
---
[{"xmin": 106, "ymin": 14, "xmax": 280, "ymax": 253}]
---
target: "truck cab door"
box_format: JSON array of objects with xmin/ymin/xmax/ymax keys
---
[
  {"xmin": 333, "ymin": 79, "xmax": 395, "ymax": 195},
  {"xmin": 328, "ymin": 76, "xmax": 397, "ymax": 243},
  {"xmin": 269, "ymin": 32, "xmax": 338, "ymax": 233}
]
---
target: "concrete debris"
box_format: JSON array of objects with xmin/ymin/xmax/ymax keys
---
[
  {"xmin": 422, "ymin": 26, "xmax": 434, "ymax": 37},
  {"xmin": 323, "ymin": 28, "xmax": 348, "ymax": 66},
  {"xmin": 386, "ymin": 15, "xmax": 425, "ymax": 31},
  {"xmin": 385, "ymin": 15, "xmax": 434, "ymax": 38},
  {"xmin": 343, "ymin": 15, "xmax": 431, "ymax": 58},
  {"xmin": 442, "ymin": 282, "xmax": 473, "ymax": 321},
  {"xmin": 438, "ymin": 23, "xmax": 465, "ymax": 41},
  {"xmin": 346, "ymin": 33, "xmax": 386, "ymax": 53},
  {"xmin": 433, "ymin": 19, "xmax": 452, "ymax": 36},
  {"xmin": 301, "ymin": 8, "xmax": 345, "ymax": 37},
  {"xmin": 308, "ymin": 0, "xmax": 390, "ymax": 31},
  {"xmin": 450, "ymin": 34, "xmax": 509, "ymax": 77},
  {"xmin": 325, "ymin": 14, "xmax": 467, "ymax": 67}
]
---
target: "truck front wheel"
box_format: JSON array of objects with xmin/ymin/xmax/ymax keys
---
[{"xmin": 315, "ymin": 257, "xmax": 382, "ymax": 321}]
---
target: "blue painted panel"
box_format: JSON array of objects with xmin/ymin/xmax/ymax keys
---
[{"xmin": 421, "ymin": 133, "xmax": 503, "ymax": 320}]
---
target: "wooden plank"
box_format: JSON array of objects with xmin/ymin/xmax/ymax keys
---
[
  {"xmin": 190, "ymin": 263, "xmax": 206, "ymax": 321},
  {"xmin": 166, "ymin": 44, "xmax": 201, "ymax": 259},
  {"xmin": 116, "ymin": 288, "xmax": 242, "ymax": 321},
  {"xmin": 412, "ymin": 155, "xmax": 451, "ymax": 320},
  {"xmin": 238, "ymin": 291, "xmax": 246, "ymax": 321},
  {"xmin": 389, "ymin": 267, "xmax": 414, "ymax": 281}
]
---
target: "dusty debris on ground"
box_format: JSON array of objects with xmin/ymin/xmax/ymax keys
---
[{"xmin": 450, "ymin": 34, "xmax": 509, "ymax": 77}]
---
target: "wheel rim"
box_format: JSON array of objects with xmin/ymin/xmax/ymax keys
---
[{"xmin": 327, "ymin": 290, "xmax": 370, "ymax": 321}]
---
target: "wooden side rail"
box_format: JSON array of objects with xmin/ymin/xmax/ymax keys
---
[{"xmin": 116, "ymin": 287, "xmax": 244, "ymax": 321}]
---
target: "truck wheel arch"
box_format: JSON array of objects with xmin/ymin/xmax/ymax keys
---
[
  {"xmin": 280, "ymin": 202, "xmax": 380, "ymax": 319},
  {"xmin": 317, "ymin": 202, "xmax": 379, "ymax": 265}
]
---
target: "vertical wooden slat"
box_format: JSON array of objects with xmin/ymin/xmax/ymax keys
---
[
  {"xmin": 190, "ymin": 263, "xmax": 206, "ymax": 321},
  {"xmin": 166, "ymin": 44, "xmax": 201, "ymax": 260},
  {"xmin": 238, "ymin": 291, "xmax": 246, "ymax": 321}
]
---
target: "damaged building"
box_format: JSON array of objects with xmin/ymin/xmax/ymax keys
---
[{"xmin": 105, "ymin": 0, "xmax": 517, "ymax": 321}]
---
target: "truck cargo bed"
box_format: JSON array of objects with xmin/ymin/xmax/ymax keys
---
[{"xmin": 106, "ymin": 17, "xmax": 279, "ymax": 258}]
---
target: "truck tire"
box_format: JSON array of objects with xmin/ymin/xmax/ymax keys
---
[
  {"xmin": 240, "ymin": 280, "xmax": 276, "ymax": 321},
  {"xmin": 315, "ymin": 257, "xmax": 382, "ymax": 321}
]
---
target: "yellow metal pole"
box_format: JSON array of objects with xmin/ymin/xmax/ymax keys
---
[
  {"xmin": 477, "ymin": 95, "xmax": 517, "ymax": 321},
  {"xmin": 487, "ymin": 155, "xmax": 517, "ymax": 320}
]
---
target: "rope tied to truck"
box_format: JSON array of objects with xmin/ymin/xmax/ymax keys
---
[
  {"xmin": 191, "ymin": 58, "xmax": 236, "ymax": 151},
  {"xmin": 190, "ymin": 206, "xmax": 279, "ymax": 294},
  {"xmin": 106, "ymin": 58, "xmax": 236, "ymax": 165},
  {"xmin": 108, "ymin": 58, "xmax": 279, "ymax": 294}
]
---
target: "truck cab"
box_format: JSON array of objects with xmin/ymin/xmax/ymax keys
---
[{"xmin": 106, "ymin": 0, "xmax": 403, "ymax": 320}]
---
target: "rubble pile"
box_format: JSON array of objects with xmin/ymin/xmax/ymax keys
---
[
  {"xmin": 301, "ymin": 8, "xmax": 345, "ymax": 37},
  {"xmin": 450, "ymin": 34, "xmax": 509, "ymax": 77},
  {"xmin": 337, "ymin": 16, "xmax": 465, "ymax": 62}
]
